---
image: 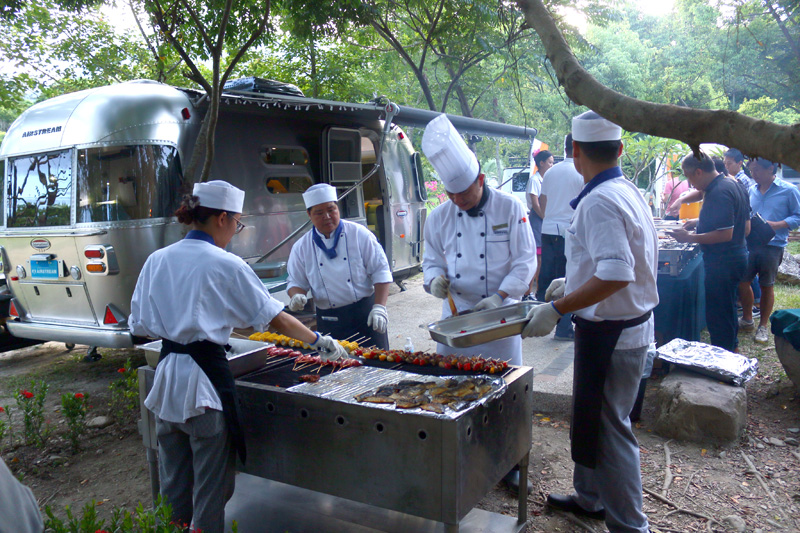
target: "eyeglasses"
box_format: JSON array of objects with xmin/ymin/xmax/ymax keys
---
[{"xmin": 232, "ymin": 216, "xmax": 246, "ymax": 235}]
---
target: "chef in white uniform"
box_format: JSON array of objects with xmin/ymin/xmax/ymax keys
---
[
  {"xmin": 287, "ymin": 183, "xmax": 393, "ymax": 350},
  {"xmin": 421, "ymin": 114, "xmax": 535, "ymax": 365},
  {"xmin": 130, "ymin": 180, "xmax": 347, "ymax": 533}
]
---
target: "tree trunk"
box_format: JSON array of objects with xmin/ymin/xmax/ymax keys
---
[{"xmin": 516, "ymin": 0, "xmax": 800, "ymax": 169}]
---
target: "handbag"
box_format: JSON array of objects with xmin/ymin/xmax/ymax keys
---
[{"xmin": 747, "ymin": 212, "xmax": 776, "ymax": 249}]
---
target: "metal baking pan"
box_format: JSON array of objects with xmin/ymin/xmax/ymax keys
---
[
  {"xmin": 137, "ymin": 338, "xmax": 273, "ymax": 377},
  {"xmin": 428, "ymin": 301, "xmax": 543, "ymax": 348}
]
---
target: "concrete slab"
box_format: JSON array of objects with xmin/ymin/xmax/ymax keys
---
[{"xmin": 386, "ymin": 275, "xmax": 573, "ymax": 415}]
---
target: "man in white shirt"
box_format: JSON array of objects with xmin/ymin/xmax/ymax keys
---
[
  {"xmin": 525, "ymin": 150, "xmax": 553, "ymax": 297},
  {"xmin": 537, "ymin": 134, "xmax": 584, "ymax": 339},
  {"xmin": 287, "ymin": 183, "xmax": 393, "ymax": 349},
  {"xmin": 523, "ymin": 112, "xmax": 657, "ymax": 533}
]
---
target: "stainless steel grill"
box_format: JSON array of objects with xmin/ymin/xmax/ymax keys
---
[
  {"xmin": 654, "ymin": 220, "xmax": 700, "ymax": 276},
  {"xmin": 138, "ymin": 357, "xmax": 533, "ymax": 532}
]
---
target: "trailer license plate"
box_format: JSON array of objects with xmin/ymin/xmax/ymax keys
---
[{"xmin": 31, "ymin": 260, "xmax": 60, "ymax": 279}]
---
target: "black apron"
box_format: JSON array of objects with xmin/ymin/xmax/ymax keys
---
[
  {"xmin": 316, "ymin": 294, "xmax": 389, "ymax": 350},
  {"xmin": 159, "ymin": 339, "xmax": 246, "ymax": 463},
  {"xmin": 571, "ymin": 311, "xmax": 651, "ymax": 468}
]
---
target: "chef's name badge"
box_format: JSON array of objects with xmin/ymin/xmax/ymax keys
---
[{"xmin": 492, "ymin": 223, "xmax": 509, "ymax": 235}]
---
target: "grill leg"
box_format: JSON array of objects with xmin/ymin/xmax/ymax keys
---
[
  {"xmin": 517, "ymin": 452, "xmax": 529, "ymax": 527},
  {"xmin": 147, "ymin": 447, "xmax": 160, "ymax": 507}
]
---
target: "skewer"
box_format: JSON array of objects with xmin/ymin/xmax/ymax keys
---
[
  {"xmin": 341, "ymin": 332, "xmax": 360, "ymax": 341},
  {"xmin": 314, "ymin": 363, "xmax": 324, "ymax": 373}
]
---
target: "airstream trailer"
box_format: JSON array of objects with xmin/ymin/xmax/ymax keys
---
[{"xmin": 0, "ymin": 79, "xmax": 536, "ymax": 354}]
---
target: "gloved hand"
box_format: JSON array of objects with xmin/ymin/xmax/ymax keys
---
[
  {"xmin": 367, "ymin": 304, "xmax": 388, "ymax": 333},
  {"xmin": 288, "ymin": 293, "xmax": 308, "ymax": 312},
  {"xmin": 430, "ymin": 275, "xmax": 450, "ymax": 299},
  {"xmin": 474, "ymin": 293, "xmax": 504, "ymax": 312},
  {"xmin": 311, "ymin": 333, "xmax": 349, "ymax": 362},
  {"xmin": 545, "ymin": 278, "xmax": 566, "ymax": 302},
  {"xmin": 522, "ymin": 302, "xmax": 562, "ymax": 338}
]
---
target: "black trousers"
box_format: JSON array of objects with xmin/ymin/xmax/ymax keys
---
[
  {"xmin": 704, "ymin": 253, "xmax": 748, "ymax": 352},
  {"xmin": 536, "ymin": 233, "xmax": 567, "ymax": 302}
]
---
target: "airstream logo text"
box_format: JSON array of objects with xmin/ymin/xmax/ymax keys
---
[
  {"xmin": 30, "ymin": 238, "xmax": 51, "ymax": 251},
  {"xmin": 22, "ymin": 126, "xmax": 62, "ymax": 138}
]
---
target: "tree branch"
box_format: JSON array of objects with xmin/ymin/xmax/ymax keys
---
[{"xmin": 517, "ymin": 0, "xmax": 800, "ymax": 170}]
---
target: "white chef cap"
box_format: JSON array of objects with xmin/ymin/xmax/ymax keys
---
[
  {"xmin": 193, "ymin": 180, "xmax": 245, "ymax": 213},
  {"xmin": 303, "ymin": 183, "xmax": 338, "ymax": 209},
  {"xmin": 421, "ymin": 114, "xmax": 479, "ymax": 194},
  {"xmin": 572, "ymin": 111, "xmax": 622, "ymax": 142}
]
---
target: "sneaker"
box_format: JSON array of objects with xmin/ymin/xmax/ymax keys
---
[
  {"xmin": 754, "ymin": 325, "xmax": 769, "ymax": 344},
  {"xmin": 738, "ymin": 317, "xmax": 755, "ymax": 331},
  {"xmin": 752, "ymin": 306, "xmax": 761, "ymax": 318}
]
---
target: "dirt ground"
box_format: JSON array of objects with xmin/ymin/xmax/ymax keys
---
[{"xmin": 1, "ymin": 339, "xmax": 799, "ymax": 532}]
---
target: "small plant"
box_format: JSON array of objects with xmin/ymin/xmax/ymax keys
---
[
  {"xmin": 14, "ymin": 380, "xmax": 50, "ymax": 447},
  {"xmin": 109, "ymin": 358, "xmax": 139, "ymax": 423},
  {"xmin": 0, "ymin": 406, "xmax": 7, "ymax": 447},
  {"xmin": 61, "ymin": 392, "xmax": 88, "ymax": 453}
]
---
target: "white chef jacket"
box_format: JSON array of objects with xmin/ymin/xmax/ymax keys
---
[
  {"xmin": 423, "ymin": 188, "xmax": 535, "ymax": 363},
  {"xmin": 287, "ymin": 220, "xmax": 393, "ymax": 310},
  {"xmin": 525, "ymin": 171, "xmax": 543, "ymax": 210},
  {"xmin": 540, "ymin": 158, "xmax": 585, "ymax": 236},
  {"xmin": 565, "ymin": 177, "xmax": 659, "ymax": 350},
  {"xmin": 130, "ymin": 236, "xmax": 285, "ymax": 423}
]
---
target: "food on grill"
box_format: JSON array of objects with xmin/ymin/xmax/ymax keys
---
[
  {"xmin": 249, "ymin": 331, "xmax": 359, "ymax": 353},
  {"xmin": 295, "ymin": 353, "xmax": 362, "ymax": 369},
  {"xmin": 355, "ymin": 377, "xmax": 497, "ymax": 412},
  {"xmin": 299, "ymin": 374, "xmax": 320, "ymax": 383},
  {"xmin": 355, "ymin": 349, "xmax": 509, "ymax": 374}
]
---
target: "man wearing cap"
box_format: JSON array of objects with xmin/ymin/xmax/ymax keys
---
[
  {"xmin": 287, "ymin": 183, "xmax": 393, "ymax": 350},
  {"xmin": 131, "ymin": 181, "xmax": 347, "ymax": 533},
  {"xmin": 523, "ymin": 112, "xmax": 657, "ymax": 533}
]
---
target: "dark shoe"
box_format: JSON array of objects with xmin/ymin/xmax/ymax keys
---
[
  {"xmin": 546, "ymin": 493, "xmax": 605, "ymax": 520},
  {"xmin": 502, "ymin": 469, "xmax": 533, "ymax": 495},
  {"xmin": 553, "ymin": 334, "xmax": 574, "ymax": 342}
]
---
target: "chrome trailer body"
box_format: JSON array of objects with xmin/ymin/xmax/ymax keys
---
[{"xmin": 138, "ymin": 365, "xmax": 534, "ymax": 532}]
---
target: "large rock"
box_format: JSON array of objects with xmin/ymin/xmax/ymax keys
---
[
  {"xmin": 775, "ymin": 336, "xmax": 800, "ymax": 391},
  {"xmin": 776, "ymin": 250, "xmax": 800, "ymax": 285},
  {"xmin": 653, "ymin": 369, "xmax": 747, "ymax": 444}
]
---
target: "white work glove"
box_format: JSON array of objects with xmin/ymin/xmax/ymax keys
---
[
  {"xmin": 367, "ymin": 304, "xmax": 388, "ymax": 333},
  {"xmin": 545, "ymin": 278, "xmax": 566, "ymax": 302},
  {"xmin": 288, "ymin": 293, "xmax": 308, "ymax": 312},
  {"xmin": 311, "ymin": 334, "xmax": 349, "ymax": 362},
  {"xmin": 522, "ymin": 302, "xmax": 562, "ymax": 338},
  {"xmin": 430, "ymin": 275, "xmax": 450, "ymax": 299},
  {"xmin": 473, "ymin": 293, "xmax": 504, "ymax": 312}
]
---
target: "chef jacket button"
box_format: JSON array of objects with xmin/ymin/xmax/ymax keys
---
[
  {"xmin": 457, "ymin": 232, "xmax": 462, "ymax": 237},
  {"xmin": 456, "ymin": 274, "xmax": 461, "ymax": 279},
  {"xmin": 480, "ymin": 232, "xmax": 485, "ymax": 237},
  {"xmin": 343, "ymin": 257, "xmax": 347, "ymax": 260},
  {"xmin": 457, "ymin": 292, "xmax": 461, "ymax": 295},
  {"xmin": 479, "ymin": 212, "xmax": 484, "ymax": 217},
  {"xmin": 320, "ymin": 263, "xmax": 323, "ymax": 266},
  {"xmin": 480, "ymin": 254, "xmax": 485, "ymax": 259},
  {"xmin": 457, "ymin": 253, "xmax": 462, "ymax": 258},
  {"xmin": 347, "ymin": 279, "xmax": 351, "ymax": 282},
  {"xmin": 480, "ymin": 276, "xmax": 485, "ymax": 280},
  {"xmin": 482, "ymin": 294, "xmax": 486, "ymax": 298},
  {"xmin": 458, "ymin": 212, "xmax": 463, "ymax": 217}
]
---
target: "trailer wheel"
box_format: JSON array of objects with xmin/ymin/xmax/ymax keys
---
[{"xmin": 65, "ymin": 343, "xmax": 75, "ymax": 352}]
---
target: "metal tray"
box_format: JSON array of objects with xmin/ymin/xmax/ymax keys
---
[
  {"xmin": 137, "ymin": 338, "xmax": 273, "ymax": 377},
  {"xmin": 428, "ymin": 301, "xmax": 542, "ymax": 348}
]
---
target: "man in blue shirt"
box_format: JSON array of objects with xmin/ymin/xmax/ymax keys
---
[
  {"xmin": 739, "ymin": 158, "xmax": 800, "ymax": 343},
  {"xmin": 670, "ymin": 153, "xmax": 750, "ymax": 352},
  {"xmin": 724, "ymin": 148, "xmax": 756, "ymax": 191}
]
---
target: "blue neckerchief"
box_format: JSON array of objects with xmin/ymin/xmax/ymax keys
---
[
  {"xmin": 569, "ymin": 166, "xmax": 624, "ymax": 209},
  {"xmin": 312, "ymin": 221, "xmax": 344, "ymax": 259},
  {"xmin": 185, "ymin": 229, "xmax": 215, "ymax": 245}
]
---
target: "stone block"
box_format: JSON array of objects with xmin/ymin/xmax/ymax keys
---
[
  {"xmin": 653, "ymin": 368, "xmax": 747, "ymax": 444},
  {"xmin": 775, "ymin": 336, "xmax": 800, "ymax": 391}
]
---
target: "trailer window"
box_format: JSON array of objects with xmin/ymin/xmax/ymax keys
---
[
  {"xmin": 261, "ymin": 146, "xmax": 313, "ymax": 195},
  {"xmin": 76, "ymin": 145, "xmax": 182, "ymax": 222},
  {"xmin": 6, "ymin": 150, "xmax": 72, "ymax": 227},
  {"xmin": 512, "ymin": 172, "xmax": 529, "ymax": 193}
]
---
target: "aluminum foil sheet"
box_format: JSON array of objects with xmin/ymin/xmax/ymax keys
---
[
  {"xmin": 656, "ymin": 338, "xmax": 759, "ymax": 386},
  {"xmin": 287, "ymin": 366, "xmax": 507, "ymax": 420}
]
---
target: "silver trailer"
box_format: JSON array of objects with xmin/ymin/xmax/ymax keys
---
[{"xmin": 0, "ymin": 80, "xmax": 536, "ymax": 352}]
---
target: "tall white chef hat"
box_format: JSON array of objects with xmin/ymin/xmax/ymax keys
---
[
  {"xmin": 572, "ymin": 111, "xmax": 622, "ymax": 142},
  {"xmin": 421, "ymin": 114, "xmax": 480, "ymax": 194},
  {"xmin": 193, "ymin": 180, "xmax": 245, "ymax": 213},
  {"xmin": 303, "ymin": 183, "xmax": 338, "ymax": 209}
]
